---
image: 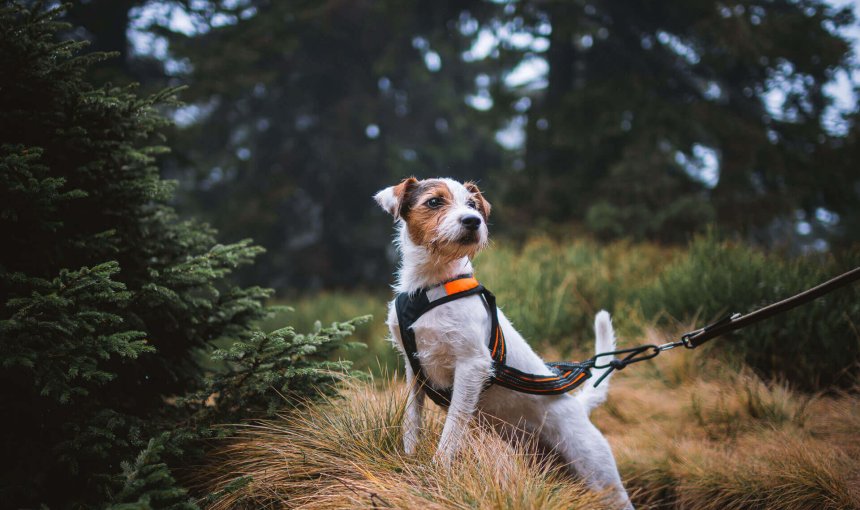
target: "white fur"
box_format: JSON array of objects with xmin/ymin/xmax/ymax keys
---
[
  {"xmin": 373, "ymin": 186, "xmax": 401, "ymax": 217},
  {"xmin": 377, "ymin": 178, "xmax": 633, "ymax": 509},
  {"xmin": 577, "ymin": 311, "xmax": 617, "ymax": 413}
]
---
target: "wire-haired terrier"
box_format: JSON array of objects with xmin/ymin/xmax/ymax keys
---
[{"xmin": 375, "ymin": 177, "xmax": 633, "ymax": 509}]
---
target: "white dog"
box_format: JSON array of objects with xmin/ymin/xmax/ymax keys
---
[{"xmin": 375, "ymin": 177, "xmax": 633, "ymax": 509}]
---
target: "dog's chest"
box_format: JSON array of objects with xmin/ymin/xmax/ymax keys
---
[
  {"xmin": 411, "ymin": 321, "xmax": 457, "ymax": 386},
  {"xmin": 409, "ymin": 298, "xmax": 490, "ymax": 388}
]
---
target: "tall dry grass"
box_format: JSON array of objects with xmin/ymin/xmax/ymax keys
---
[
  {"xmin": 223, "ymin": 235, "xmax": 860, "ymax": 508},
  {"xmin": 197, "ymin": 342, "xmax": 860, "ymax": 509},
  {"xmin": 596, "ymin": 329, "xmax": 860, "ymax": 510},
  {"xmin": 196, "ymin": 376, "xmax": 609, "ymax": 509}
]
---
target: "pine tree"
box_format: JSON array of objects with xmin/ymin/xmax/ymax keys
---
[
  {"xmin": 0, "ymin": 3, "xmax": 363, "ymax": 507},
  {"xmin": 502, "ymin": 0, "xmax": 857, "ymax": 244},
  {"xmin": 107, "ymin": 434, "xmax": 196, "ymax": 510},
  {"xmin": 150, "ymin": 0, "xmax": 506, "ymax": 290}
]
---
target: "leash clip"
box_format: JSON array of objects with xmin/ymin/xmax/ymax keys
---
[{"xmin": 681, "ymin": 312, "xmax": 740, "ymax": 348}]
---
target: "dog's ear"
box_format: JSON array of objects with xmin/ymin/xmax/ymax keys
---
[
  {"xmin": 465, "ymin": 181, "xmax": 491, "ymax": 220},
  {"xmin": 374, "ymin": 177, "xmax": 418, "ymax": 219}
]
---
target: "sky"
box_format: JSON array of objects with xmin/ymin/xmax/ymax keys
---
[{"xmin": 813, "ymin": 0, "xmax": 859, "ymax": 134}]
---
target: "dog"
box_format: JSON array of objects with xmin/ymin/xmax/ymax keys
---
[{"xmin": 375, "ymin": 177, "xmax": 633, "ymax": 509}]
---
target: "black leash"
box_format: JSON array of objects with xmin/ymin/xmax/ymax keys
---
[{"xmin": 587, "ymin": 266, "xmax": 860, "ymax": 387}]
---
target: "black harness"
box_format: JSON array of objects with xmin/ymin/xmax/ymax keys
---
[{"xmin": 394, "ymin": 274, "xmax": 592, "ymax": 407}]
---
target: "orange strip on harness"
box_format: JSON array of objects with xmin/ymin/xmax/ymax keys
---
[
  {"xmin": 516, "ymin": 370, "xmax": 572, "ymax": 382},
  {"xmin": 502, "ymin": 371, "xmax": 588, "ymax": 393},
  {"xmin": 444, "ymin": 277, "xmax": 479, "ymax": 295}
]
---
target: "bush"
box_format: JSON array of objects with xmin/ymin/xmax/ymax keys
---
[
  {"xmin": 638, "ymin": 234, "xmax": 860, "ymax": 390},
  {"xmin": 0, "ymin": 4, "xmax": 362, "ymax": 507},
  {"xmin": 474, "ymin": 236, "xmax": 672, "ymax": 351}
]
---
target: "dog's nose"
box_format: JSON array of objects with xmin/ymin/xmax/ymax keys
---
[{"xmin": 461, "ymin": 215, "xmax": 481, "ymax": 231}]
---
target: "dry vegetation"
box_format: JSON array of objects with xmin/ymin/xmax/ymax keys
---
[
  {"xmin": 196, "ymin": 326, "xmax": 860, "ymax": 509},
  {"xmin": 196, "ymin": 375, "xmax": 607, "ymax": 509},
  {"xmin": 201, "ymin": 236, "xmax": 860, "ymax": 508}
]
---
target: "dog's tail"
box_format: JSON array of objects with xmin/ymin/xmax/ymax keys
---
[{"xmin": 576, "ymin": 310, "xmax": 616, "ymax": 415}]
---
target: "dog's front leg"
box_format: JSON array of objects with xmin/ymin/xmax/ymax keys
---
[
  {"xmin": 434, "ymin": 356, "xmax": 492, "ymax": 465},
  {"xmin": 403, "ymin": 362, "xmax": 424, "ymax": 454}
]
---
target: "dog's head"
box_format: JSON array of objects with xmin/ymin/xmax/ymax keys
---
[{"xmin": 374, "ymin": 177, "xmax": 491, "ymax": 261}]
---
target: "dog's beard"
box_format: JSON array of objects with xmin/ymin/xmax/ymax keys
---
[{"xmin": 427, "ymin": 234, "xmax": 485, "ymax": 261}]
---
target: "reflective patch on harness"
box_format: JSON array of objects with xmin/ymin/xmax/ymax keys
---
[
  {"xmin": 426, "ymin": 276, "xmax": 480, "ymax": 302},
  {"xmin": 426, "ymin": 286, "xmax": 448, "ymax": 301},
  {"xmin": 444, "ymin": 277, "xmax": 479, "ymax": 296}
]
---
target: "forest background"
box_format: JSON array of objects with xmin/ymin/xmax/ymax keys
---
[
  {"xmin": 2, "ymin": 0, "xmax": 860, "ymax": 508},
  {"xmin": 69, "ymin": 0, "xmax": 860, "ymax": 290}
]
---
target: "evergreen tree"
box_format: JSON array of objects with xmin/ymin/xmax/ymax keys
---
[
  {"xmin": 0, "ymin": 3, "xmax": 362, "ymax": 507},
  {"xmin": 147, "ymin": 0, "xmax": 507, "ymax": 290},
  {"xmin": 502, "ymin": 0, "xmax": 857, "ymax": 244}
]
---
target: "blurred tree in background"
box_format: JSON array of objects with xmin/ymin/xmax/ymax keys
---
[
  {"xmin": 149, "ymin": 0, "xmax": 509, "ymax": 289},
  {"xmin": 61, "ymin": 0, "xmax": 860, "ymax": 287},
  {"xmin": 504, "ymin": 0, "xmax": 857, "ymax": 245}
]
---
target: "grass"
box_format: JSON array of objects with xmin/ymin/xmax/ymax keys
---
[
  {"xmin": 196, "ymin": 375, "xmax": 607, "ymax": 509},
  {"xmin": 197, "ymin": 346, "xmax": 860, "ymax": 509},
  {"xmin": 206, "ymin": 235, "xmax": 860, "ymax": 508}
]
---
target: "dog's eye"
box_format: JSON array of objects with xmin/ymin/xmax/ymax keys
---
[
  {"xmin": 425, "ymin": 197, "xmax": 443, "ymax": 208},
  {"xmin": 466, "ymin": 199, "xmax": 477, "ymax": 209}
]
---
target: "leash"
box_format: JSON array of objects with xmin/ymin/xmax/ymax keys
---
[{"xmin": 587, "ymin": 266, "xmax": 860, "ymax": 387}]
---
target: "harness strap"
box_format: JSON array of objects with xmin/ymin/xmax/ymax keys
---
[
  {"xmin": 492, "ymin": 361, "xmax": 591, "ymax": 395},
  {"xmin": 395, "ymin": 276, "xmax": 485, "ymax": 406},
  {"xmin": 394, "ymin": 275, "xmax": 591, "ymax": 407}
]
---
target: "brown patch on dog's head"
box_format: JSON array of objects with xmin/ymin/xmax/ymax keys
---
[
  {"xmin": 400, "ymin": 179, "xmax": 454, "ymax": 246},
  {"xmin": 464, "ymin": 181, "xmax": 491, "ymax": 220},
  {"xmin": 374, "ymin": 177, "xmax": 418, "ymax": 219}
]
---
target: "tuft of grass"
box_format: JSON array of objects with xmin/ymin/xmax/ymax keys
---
[
  {"xmin": 672, "ymin": 432, "xmax": 857, "ymax": 510},
  {"xmin": 686, "ymin": 368, "xmax": 813, "ymax": 441},
  {"xmin": 197, "ymin": 377, "xmax": 613, "ymax": 509}
]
